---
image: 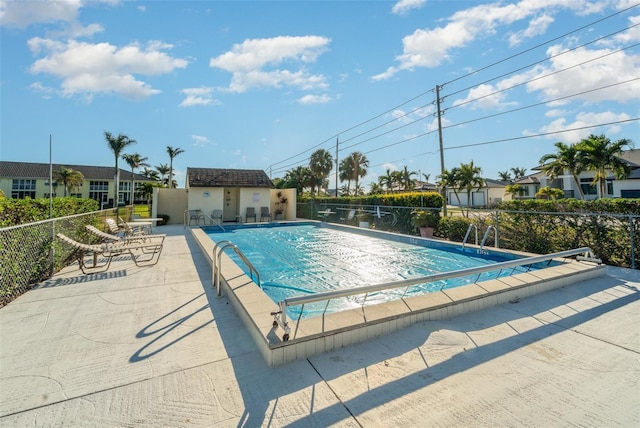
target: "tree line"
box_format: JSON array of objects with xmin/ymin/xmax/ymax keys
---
[
  {"xmin": 50, "ymin": 131, "xmax": 186, "ymax": 206},
  {"xmin": 274, "ymin": 134, "xmax": 634, "ymax": 202}
]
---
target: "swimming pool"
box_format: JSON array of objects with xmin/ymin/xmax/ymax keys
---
[{"xmin": 204, "ymin": 222, "xmax": 558, "ymax": 318}]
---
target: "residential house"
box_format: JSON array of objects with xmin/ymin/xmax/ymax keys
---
[
  {"xmin": 445, "ymin": 178, "xmax": 510, "ymax": 207},
  {"xmin": 0, "ymin": 161, "xmax": 154, "ymax": 207},
  {"xmin": 533, "ymin": 148, "xmax": 640, "ymax": 200}
]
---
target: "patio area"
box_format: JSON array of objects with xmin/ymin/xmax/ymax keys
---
[{"xmin": 1, "ymin": 225, "xmax": 638, "ymax": 426}]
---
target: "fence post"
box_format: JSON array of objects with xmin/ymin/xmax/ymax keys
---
[{"xmin": 630, "ymin": 215, "xmax": 636, "ymax": 270}]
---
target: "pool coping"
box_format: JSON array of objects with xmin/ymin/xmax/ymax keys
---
[{"xmin": 190, "ymin": 222, "xmax": 606, "ymax": 366}]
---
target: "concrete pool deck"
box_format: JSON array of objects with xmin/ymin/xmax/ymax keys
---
[{"xmin": 1, "ymin": 224, "xmax": 639, "ymax": 426}]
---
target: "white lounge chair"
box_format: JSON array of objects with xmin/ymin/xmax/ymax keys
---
[{"xmin": 57, "ymin": 232, "xmax": 164, "ymax": 274}]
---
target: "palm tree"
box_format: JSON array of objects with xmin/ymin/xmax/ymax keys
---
[
  {"xmin": 141, "ymin": 167, "xmax": 160, "ymax": 181},
  {"xmin": 539, "ymin": 141, "xmax": 585, "ymax": 200},
  {"xmin": 400, "ymin": 166, "xmax": 417, "ymax": 191},
  {"xmin": 339, "ymin": 158, "xmax": 354, "ymax": 194},
  {"xmin": 497, "ymin": 171, "xmax": 512, "ymax": 182},
  {"xmin": 348, "ymin": 151, "xmax": 368, "ymax": 193},
  {"xmin": 456, "ymin": 161, "xmax": 485, "ymax": 215},
  {"xmin": 437, "ymin": 168, "xmax": 460, "ymax": 207},
  {"xmin": 510, "ymin": 167, "xmax": 527, "ymax": 180},
  {"xmin": 155, "ymin": 163, "xmax": 171, "ymax": 187},
  {"xmin": 122, "ymin": 153, "xmax": 149, "ymax": 205},
  {"xmin": 309, "ymin": 149, "xmax": 334, "ymax": 196},
  {"xmin": 53, "ymin": 166, "xmax": 84, "ymax": 197},
  {"xmin": 104, "ymin": 131, "xmax": 136, "ymax": 209},
  {"xmin": 577, "ymin": 134, "xmax": 632, "ymax": 198},
  {"xmin": 166, "ymin": 146, "xmax": 185, "ymax": 189},
  {"xmin": 369, "ymin": 182, "xmax": 383, "ymax": 194},
  {"xmin": 378, "ymin": 169, "xmax": 395, "ymax": 193},
  {"xmin": 283, "ymin": 166, "xmax": 312, "ymax": 194}
]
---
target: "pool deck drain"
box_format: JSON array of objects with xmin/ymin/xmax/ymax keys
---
[{"xmin": 1, "ymin": 224, "xmax": 638, "ymax": 426}]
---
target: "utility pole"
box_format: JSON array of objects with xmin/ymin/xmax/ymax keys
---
[
  {"xmin": 436, "ymin": 85, "xmax": 447, "ymax": 216},
  {"xmin": 335, "ymin": 136, "xmax": 339, "ymax": 197}
]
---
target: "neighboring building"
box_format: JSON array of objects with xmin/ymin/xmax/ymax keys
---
[
  {"xmin": 534, "ymin": 148, "xmax": 640, "ymax": 200},
  {"xmin": 0, "ymin": 161, "xmax": 154, "ymax": 207},
  {"xmin": 444, "ymin": 149, "xmax": 640, "ymax": 207},
  {"xmin": 445, "ymin": 178, "xmax": 509, "ymax": 207},
  {"xmin": 185, "ymin": 167, "xmax": 295, "ymax": 222}
]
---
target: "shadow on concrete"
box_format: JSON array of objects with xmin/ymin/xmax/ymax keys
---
[
  {"xmin": 137, "ymin": 228, "xmax": 640, "ymax": 425},
  {"xmin": 129, "ymin": 292, "xmax": 213, "ymax": 362},
  {"xmin": 36, "ymin": 268, "xmax": 128, "ymax": 288}
]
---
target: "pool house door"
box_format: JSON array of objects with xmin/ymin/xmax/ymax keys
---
[{"xmin": 223, "ymin": 188, "xmax": 240, "ymax": 222}]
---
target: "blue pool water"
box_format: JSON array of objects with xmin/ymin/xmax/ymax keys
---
[{"xmin": 204, "ymin": 222, "xmax": 551, "ymax": 318}]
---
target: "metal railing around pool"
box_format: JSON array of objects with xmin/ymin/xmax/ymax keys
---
[
  {"xmin": 271, "ymin": 247, "xmax": 601, "ymax": 342},
  {"xmin": 212, "ymin": 240, "xmax": 260, "ymax": 297}
]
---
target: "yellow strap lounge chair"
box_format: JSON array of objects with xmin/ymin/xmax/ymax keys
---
[
  {"xmin": 85, "ymin": 225, "xmax": 165, "ymax": 247},
  {"xmin": 57, "ymin": 232, "xmax": 164, "ymax": 274}
]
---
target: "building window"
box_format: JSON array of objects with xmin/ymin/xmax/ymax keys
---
[
  {"xmin": 11, "ymin": 179, "xmax": 36, "ymax": 199},
  {"xmin": 119, "ymin": 182, "xmax": 130, "ymax": 204},
  {"xmin": 606, "ymin": 179, "xmax": 614, "ymax": 195},
  {"xmin": 44, "ymin": 193, "xmax": 57, "ymax": 198},
  {"xmin": 89, "ymin": 180, "xmax": 109, "ymax": 204},
  {"xmin": 580, "ymin": 178, "xmax": 597, "ymax": 195}
]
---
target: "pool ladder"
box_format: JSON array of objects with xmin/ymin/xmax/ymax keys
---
[
  {"xmin": 462, "ymin": 224, "xmax": 498, "ymax": 253},
  {"xmin": 212, "ymin": 240, "xmax": 260, "ymax": 297}
]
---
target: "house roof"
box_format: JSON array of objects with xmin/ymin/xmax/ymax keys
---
[
  {"xmin": 514, "ymin": 175, "xmax": 541, "ymax": 185},
  {"xmin": 186, "ymin": 168, "xmax": 273, "ymax": 188},
  {"xmin": 0, "ymin": 161, "xmax": 152, "ymax": 181},
  {"xmin": 483, "ymin": 178, "xmax": 510, "ymax": 188},
  {"xmin": 618, "ymin": 148, "xmax": 640, "ymax": 168}
]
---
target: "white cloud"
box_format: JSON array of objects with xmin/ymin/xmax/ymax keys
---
[
  {"xmin": 373, "ymin": 0, "xmax": 603, "ymax": 80},
  {"xmin": 392, "ymin": 0, "xmax": 427, "ymax": 16},
  {"xmin": 508, "ymin": 14, "xmax": 554, "ymax": 46},
  {"xmin": 298, "ymin": 94, "xmax": 332, "ymax": 104},
  {"xmin": 191, "ymin": 135, "xmax": 211, "ymax": 147},
  {"xmin": 537, "ymin": 111, "xmax": 632, "ymax": 143},
  {"xmin": 452, "ymin": 40, "xmax": 640, "ymax": 111},
  {"xmin": 210, "ymin": 35, "xmax": 331, "ymax": 93},
  {"xmin": 451, "ymin": 83, "xmax": 515, "ymax": 110},
  {"xmin": 526, "ymin": 44, "xmax": 640, "ymax": 104},
  {"xmin": 0, "ymin": 0, "xmax": 118, "ymax": 28},
  {"xmin": 180, "ymin": 87, "xmax": 219, "ymax": 107},
  {"xmin": 28, "ymin": 38, "xmax": 188, "ymax": 100}
]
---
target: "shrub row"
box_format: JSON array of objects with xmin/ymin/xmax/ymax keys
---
[{"xmin": 0, "ymin": 197, "xmax": 99, "ymax": 227}]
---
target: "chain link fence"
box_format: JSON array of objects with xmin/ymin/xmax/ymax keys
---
[
  {"xmin": 298, "ymin": 201, "xmax": 639, "ymax": 269},
  {"xmin": 0, "ymin": 207, "xmax": 133, "ymax": 307}
]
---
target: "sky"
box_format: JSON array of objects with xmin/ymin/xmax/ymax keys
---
[{"xmin": 1, "ymin": 0, "xmax": 639, "ymax": 189}]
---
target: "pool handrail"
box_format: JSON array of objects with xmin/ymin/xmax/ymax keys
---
[
  {"xmin": 273, "ymin": 246, "xmax": 601, "ymax": 341},
  {"xmin": 462, "ymin": 223, "xmax": 479, "ymax": 248},
  {"xmin": 213, "ymin": 240, "xmax": 260, "ymax": 297},
  {"xmin": 480, "ymin": 225, "xmax": 498, "ymax": 250}
]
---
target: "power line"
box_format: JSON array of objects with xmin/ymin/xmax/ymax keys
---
[
  {"xmin": 440, "ymin": 2, "xmax": 639, "ymax": 88},
  {"xmin": 267, "ymin": 4, "xmax": 639, "ymax": 178},
  {"xmin": 445, "ymin": 118, "xmax": 639, "ymax": 151},
  {"xmin": 445, "ymin": 42, "xmax": 640, "ymax": 112},
  {"xmin": 443, "ymin": 78, "xmax": 640, "ymax": 131},
  {"xmin": 444, "ymin": 22, "xmax": 640, "ymax": 100}
]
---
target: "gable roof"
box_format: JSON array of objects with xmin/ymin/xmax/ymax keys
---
[
  {"xmin": 186, "ymin": 167, "xmax": 273, "ymax": 188},
  {"xmin": 0, "ymin": 161, "xmax": 152, "ymax": 181}
]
